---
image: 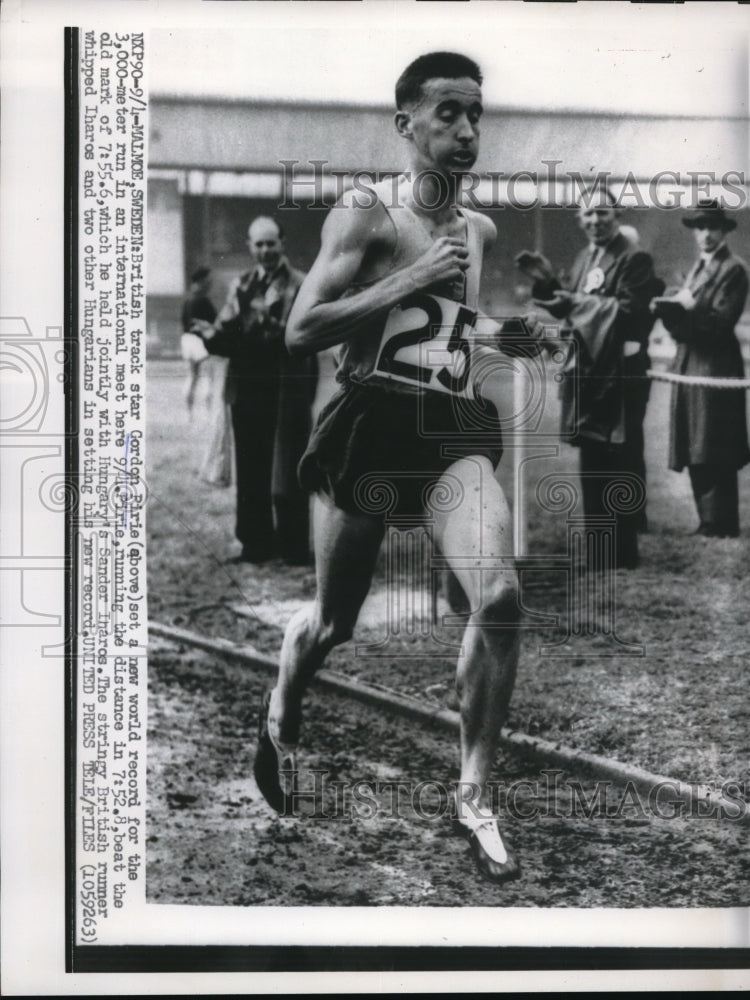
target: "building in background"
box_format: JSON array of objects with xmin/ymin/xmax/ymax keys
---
[{"xmin": 147, "ymin": 95, "xmax": 750, "ymax": 358}]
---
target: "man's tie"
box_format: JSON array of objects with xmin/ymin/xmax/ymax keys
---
[{"xmin": 686, "ymin": 258, "xmax": 705, "ymax": 292}]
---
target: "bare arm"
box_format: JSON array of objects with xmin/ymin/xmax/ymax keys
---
[{"xmin": 286, "ymin": 198, "xmax": 470, "ymax": 356}]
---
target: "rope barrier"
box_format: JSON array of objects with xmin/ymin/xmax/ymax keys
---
[{"xmin": 646, "ymin": 368, "xmax": 750, "ymax": 389}]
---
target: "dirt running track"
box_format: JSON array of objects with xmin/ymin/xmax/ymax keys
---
[{"xmin": 147, "ymin": 638, "xmax": 750, "ymax": 909}]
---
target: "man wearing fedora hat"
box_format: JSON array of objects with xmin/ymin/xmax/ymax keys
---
[{"xmin": 651, "ymin": 199, "xmax": 750, "ymax": 538}]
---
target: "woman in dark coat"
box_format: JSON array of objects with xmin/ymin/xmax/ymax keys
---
[{"xmin": 651, "ymin": 199, "xmax": 750, "ymax": 537}]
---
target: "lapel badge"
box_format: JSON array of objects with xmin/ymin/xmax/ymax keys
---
[{"xmin": 583, "ymin": 266, "xmax": 605, "ymax": 293}]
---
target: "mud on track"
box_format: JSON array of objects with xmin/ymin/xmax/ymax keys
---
[{"xmin": 148, "ymin": 638, "xmax": 750, "ymax": 908}]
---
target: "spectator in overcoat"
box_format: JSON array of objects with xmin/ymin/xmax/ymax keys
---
[{"xmin": 651, "ymin": 199, "xmax": 749, "ymax": 537}]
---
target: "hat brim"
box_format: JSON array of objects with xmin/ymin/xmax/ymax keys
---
[{"xmin": 682, "ymin": 215, "xmax": 737, "ymax": 232}]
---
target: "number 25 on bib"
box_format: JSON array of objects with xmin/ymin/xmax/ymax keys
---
[{"xmin": 370, "ymin": 292, "xmax": 477, "ymax": 398}]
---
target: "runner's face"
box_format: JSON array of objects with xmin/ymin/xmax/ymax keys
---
[
  {"xmin": 404, "ymin": 77, "xmax": 482, "ymax": 177},
  {"xmin": 694, "ymin": 226, "xmax": 724, "ymax": 254},
  {"xmin": 248, "ymin": 221, "xmax": 283, "ymax": 270},
  {"xmin": 578, "ymin": 205, "xmax": 618, "ymax": 246}
]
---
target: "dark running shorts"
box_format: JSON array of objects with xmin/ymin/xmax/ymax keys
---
[{"xmin": 298, "ymin": 380, "xmax": 503, "ymax": 520}]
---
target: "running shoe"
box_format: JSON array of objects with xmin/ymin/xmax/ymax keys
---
[
  {"xmin": 452, "ymin": 812, "xmax": 521, "ymax": 884},
  {"xmin": 253, "ymin": 690, "xmax": 298, "ymax": 814}
]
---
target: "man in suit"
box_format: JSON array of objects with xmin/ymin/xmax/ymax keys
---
[
  {"xmin": 651, "ymin": 199, "xmax": 749, "ymax": 537},
  {"xmin": 517, "ymin": 187, "xmax": 662, "ymax": 569},
  {"xmin": 194, "ymin": 217, "xmax": 317, "ymax": 564}
]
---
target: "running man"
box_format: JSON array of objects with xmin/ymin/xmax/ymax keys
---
[{"xmin": 255, "ymin": 52, "xmax": 533, "ymax": 883}]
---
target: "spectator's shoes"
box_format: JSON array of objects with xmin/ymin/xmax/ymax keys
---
[
  {"xmin": 695, "ymin": 525, "xmax": 739, "ymax": 538},
  {"xmin": 452, "ymin": 813, "xmax": 521, "ymax": 884},
  {"xmin": 229, "ymin": 546, "xmax": 274, "ymax": 564},
  {"xmin": 253, "ymin": 690, "xmax": 298, "ymax": 815}
]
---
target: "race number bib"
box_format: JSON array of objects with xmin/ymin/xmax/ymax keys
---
[{"xmin": 369, "ymin": 292, "xmax": 477, "ymax": 398}]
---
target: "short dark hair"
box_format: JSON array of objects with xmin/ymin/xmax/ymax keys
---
[
  {"xmin": 395, "ymin": 51, "xmax": 482, "ymax": 109},
  {"xmin": 190, "ymin": 266, "xmax": 211, "ymax": 284}
]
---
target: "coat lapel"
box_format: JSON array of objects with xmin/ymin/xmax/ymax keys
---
[
  {"xmin": 597, "ymin": 232, "xmax": 629, "ymax": 288},
  {"xmin": 692, "ymin": 244, "xmax": 730, "ymax": 300},
  {"xmin": 570, "ymin": 247, "xmax": 592, "ymax": 291}
]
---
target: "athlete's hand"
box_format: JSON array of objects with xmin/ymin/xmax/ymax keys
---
[
  {"xmin": 408, "ymin": 237, "xmax": 469, "ymax": 290},
  {"xmin": 491, "ymin": 313, "xmax": 558, "ymax": 358}
]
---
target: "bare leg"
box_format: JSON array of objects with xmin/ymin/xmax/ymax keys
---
[
  {"xmin": 184, "ymin": 360, "xmax": 200, "ymax": 416},
  {"xmin": 431, "ymin": 457, "xmax": 520, "ymax": 808},
  {"xmin": 199, "ymin": 358, "xmax": 231, "ymax": 486},
  {"xmin": 269, "ymin": 495, "xmax": 385, "ymax": 745}
]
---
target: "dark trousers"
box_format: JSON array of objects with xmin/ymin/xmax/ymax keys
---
[
  {"xmin": 579, "ymin": 441, "xmax": 641, "ymax": 569},
  {"xmin": 231, "ymin": 388, "xmax": 311, "ymax": 562},
  {"xmin": 577, "ymin": 370, "xmax": 650, "ymax": 569},
  {"xmin": 688, "ymin": 464, "xmax": 739, "ymax": 537},
  {"xmin": 232, "ymin": 393, "xmax": 277, "ymax": 560}
]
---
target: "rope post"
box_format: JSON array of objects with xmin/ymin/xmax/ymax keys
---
[{"xmin": 513, "ymin": 360, "xmax": 527, "ymax": 558}]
